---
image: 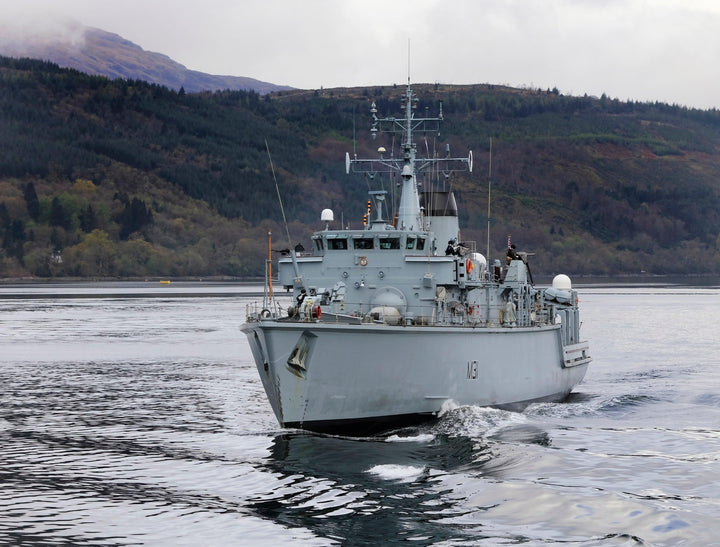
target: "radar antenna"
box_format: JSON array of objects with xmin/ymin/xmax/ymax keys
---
[{"xmin": 346, "ymin": 82, "xmax": 472, "ymax": 232}]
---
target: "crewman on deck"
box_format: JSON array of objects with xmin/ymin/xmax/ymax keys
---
[{"xmin": 506, "ymin": 243, "xmax": 519, "ymax": 264}]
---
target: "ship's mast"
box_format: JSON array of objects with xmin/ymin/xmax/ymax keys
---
[
  {"xmin": 396, "ymin": 84, "xmax": 421, "ymax": 231},
  {"xmin": 346, "ymin": 82, "xmax": 473, "ymax": 231}
]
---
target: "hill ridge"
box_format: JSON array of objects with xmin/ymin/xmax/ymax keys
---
[
  {"xmin": 0, "ymin": 23, "xmax": 292, "ymax": 94},
  {"xmin": 0, "ymin": 57, "xmax": 719, "ymax": 279}
]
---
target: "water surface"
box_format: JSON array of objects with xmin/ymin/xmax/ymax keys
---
[{"xmin": 1, "ymin": 282, "xmax": 718, "ymax": 545}]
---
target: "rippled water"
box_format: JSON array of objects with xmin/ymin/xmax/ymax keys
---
[{"xmin": 1, "ymin": 282, "xmax": 719, "ymax": 546}]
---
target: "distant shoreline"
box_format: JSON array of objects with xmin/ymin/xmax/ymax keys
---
[
  {"xmin": 0, "ymin": 276, "xmax": 262, "ymax": 285},
  {"xmin": 1, "ymin": 274, "xmax": 718, "ymax": 289}
]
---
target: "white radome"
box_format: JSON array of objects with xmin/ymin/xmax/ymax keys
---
[{"xmin": 552, "ymin": 274, "xmax": 572, "ymax": 290}]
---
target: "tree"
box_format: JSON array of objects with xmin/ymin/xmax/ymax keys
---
[
  {"xmin": 66, "ymin": 229, "xmax": 118, "ymax": 276},
  {"xmin": 117, "ymin": 238, "xmax": 154, "ymax": 276},
  {"xmin": 79, "ymin": 204, "xmax": 98, "ymax": 232},
  {"xmin": 24, "ymin": 182, "xmax": 40, "ymax": 220},
  {"xmin": 2, "ymin": 218, "xmax": 25, "ymax": 262},
  {"xmin": 50, "ymin": 196, "xmax": 69, "ymax": 229},
  {"xmin": 117, "ymin": 197, "xmax": 153, "ymax": 240}
]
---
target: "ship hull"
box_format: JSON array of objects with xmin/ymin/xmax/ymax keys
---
[{"xmin": 242, "ymin": 320, "xmax": 589, "ymax": 435}]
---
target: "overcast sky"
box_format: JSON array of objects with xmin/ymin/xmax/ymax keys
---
[{"xmin": 3, "ymin": 0, "xmax": 720, "ymax": 109}]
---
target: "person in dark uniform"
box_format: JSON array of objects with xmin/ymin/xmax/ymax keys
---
[{"xmin": 506, "ymin": 243, "xmax": 519, "ymax": 264}]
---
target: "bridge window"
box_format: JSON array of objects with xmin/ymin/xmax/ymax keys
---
[
  {"xmin": 354, "ymin": 238, "xmax": 374, "ymax": 250},
  {"xmin": 416, "ymin": 238, "xmax": 426, "ymax": 250},
  {"xmin": 406, "ymin": 237, "xmax": 416, "ymax": 249},
  {"xmin": 379, "ymin": 238, "xmax": 400, "ymax": 250},
  {"xmin": 328, "ymin": 238, "xmax": 348, "ymax": 250}
]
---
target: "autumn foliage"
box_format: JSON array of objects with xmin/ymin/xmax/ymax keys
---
[{"xmin": 1, "ymin": 57, "xmax": 719, "ymax": 279}]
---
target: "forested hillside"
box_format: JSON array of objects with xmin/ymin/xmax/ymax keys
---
[{"xmin": 1, "ymin": 56, "xmax": 720, "ymax": 279}]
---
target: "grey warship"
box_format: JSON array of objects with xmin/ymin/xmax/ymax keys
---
[{"xmin": 242, "ymin": 81, "xmax": 591, "ymax": 435}]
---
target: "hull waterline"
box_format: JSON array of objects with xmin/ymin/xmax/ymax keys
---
[{"xmin": 242, "ymin": 320, "xmax": 589, "ymax": 434}]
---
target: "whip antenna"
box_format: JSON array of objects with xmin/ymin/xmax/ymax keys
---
[
  {"xmin": 407, "ymin": 38, "xmax": 411, "ymax": 84},
  {"xmin": 265, "ymin": 139, "xmax": 293, "ymax": 248},
  {"xmin": 266, "ymin": 139, "xmax": 304, "ymax": 290},
  {"xmin": 486, "ymin": 137, "xmax": 492, "ymax": 259},
  {"xmin": 352, "ymin": 105, "xmax": 357, "ymax": 158}
]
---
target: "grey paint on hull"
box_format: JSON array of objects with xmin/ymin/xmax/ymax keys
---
[{"xmin": 242, "ymin": 321, "xmax": 589, "ymax": 430}]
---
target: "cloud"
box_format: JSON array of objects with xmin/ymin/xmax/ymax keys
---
[
  {"xmin": 0, "ymin": 10, "xmax": 85, "ymax": 47},
  {"xmin": 1, "ymin": 0, "xmax": 718, "ymax": 108}
]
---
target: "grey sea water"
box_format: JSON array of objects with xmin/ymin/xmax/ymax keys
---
[{"xmin": 1, "ymin": 282, "xmax": 719, "ymax": 546}]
